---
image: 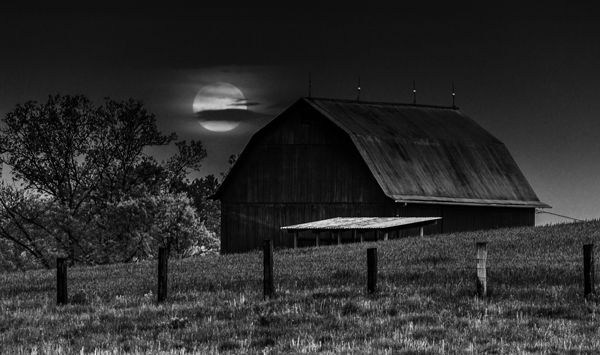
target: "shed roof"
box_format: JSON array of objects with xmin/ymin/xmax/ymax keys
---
[
  {"xmin": 304, "ymin": 98, "xmax": 549, "ymax": 208},
  {"xmin": 281, "ymin": 217, "xmax": 441, "ymax": 232}
]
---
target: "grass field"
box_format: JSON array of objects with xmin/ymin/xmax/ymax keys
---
[{"xmin": 1, "ymin": 220, "xmax": 600, "ymax": 354}]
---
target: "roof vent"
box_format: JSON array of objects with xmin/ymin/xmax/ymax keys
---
[
  {"xmin": 452, "ymin": 82, "xmax": 456, "ymax": 109},
  {"xmin": 412, "ymin": 79, "xmax": 417, "ymax": 105}
]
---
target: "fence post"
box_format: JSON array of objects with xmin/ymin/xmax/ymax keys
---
[
  {"xmin": 57, "ymin": 257, "xmax": 68, "ymax": 305},
  {"xmin": 157, "ymin": 247, "xmax": 168, "ymax": 303},
  {"xmin": 476, "ymin": 242, "xmax": 488, "ymax": 298},
  {"xmin": 584, "ymin": 243, "xmax": 595, "ymax": 299},
  {"xmin": 264, "ymin": 239, "xmax": 275, "ymax": 299},
  {"xmin": 367, "ymin": 248, "xmax": 377, "ymax": 294}
]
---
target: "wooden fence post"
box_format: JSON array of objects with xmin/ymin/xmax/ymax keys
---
[
  {"xmin": 57, "ymin": 257, "xmax": 68, "ymax": 305},
  {"xmin": 476, "ymin": 242, "xmax": 488, "ymax": 298},
  {"xmin": 264, "ymin": 239, "xmax": 275, "ymax": 299},
  {"xmin": 157, "ymin": 247, "xmax": 168, "ymax": 303},
  {"xmin": 367, "ymin": 248, "xmax": 377, "ymax": 294},
  {"xmin": 584, "ymin": 243, "xmax": 595, "ymax": 299}
]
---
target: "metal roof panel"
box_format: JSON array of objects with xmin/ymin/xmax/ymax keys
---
[
  {"xmin": 304, "ymin": 98, "xmax": 546, "ymax": 207},
  {"xmin": 281, "ymin": 217, "xmax": 441, "ymax": 231}
]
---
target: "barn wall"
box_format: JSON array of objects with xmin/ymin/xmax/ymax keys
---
[
  {"xmin": 440, "ymin": 205, "xmax": 534, "ymax": 232},
  {"xmin": 219, "ymin": 101, "xmax": 389, "ymax": 205},
  {"xmin": 392, "ymin": 204, "xmax": 535, "ymax": 238},
  {"xmin": 219, "ymin": 100, "xmax": 393, "ymax": 253},
  {"xmin": 218, "ymin": 100, "xmax": 536, "ymax": 254}
]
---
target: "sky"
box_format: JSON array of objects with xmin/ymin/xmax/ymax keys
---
[{"xmin": 1, "ymin": 2, "xmax": 599, "ymax": 225}]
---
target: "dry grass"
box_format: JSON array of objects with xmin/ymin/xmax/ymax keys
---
[{"xmin": 1, "ymin": 220, "xmax": 600, "ymax": 354}]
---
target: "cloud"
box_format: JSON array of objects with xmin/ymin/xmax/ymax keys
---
[
  {"xmin": 231, "ymin": 98, "xmax": 261, "ymax": 107},
  {"xmin": 194, "ymin": 108, "xmax": 272, "ymax": 123}
]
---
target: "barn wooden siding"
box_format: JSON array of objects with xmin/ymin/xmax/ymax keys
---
[
  {"xmin": 216, "ymin": 98, "xmax": 543, "ymax": 254},
  {"xmin": 217, "ymin": 101, "xmax": 389, "ymax": 205},
  {"xmin": 218, "ymin": 100, "xmax": 393, "ymax": 253}
]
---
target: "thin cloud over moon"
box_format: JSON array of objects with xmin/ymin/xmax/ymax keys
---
[
  {"xmin": 192, "ymin": 82, "xmax": 247, "ymax": 113},
  {"xmin": 232, "ymin": 98, "xmax": 260, "ymax": 107},
  {"xmin": 193, "ymin": 82, "xmax": 247, "ymax": 132}
]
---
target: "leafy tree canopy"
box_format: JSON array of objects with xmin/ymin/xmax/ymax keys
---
[{"xmin": 0, "ymin": 94, "xmax": 217, "ymax": 267}]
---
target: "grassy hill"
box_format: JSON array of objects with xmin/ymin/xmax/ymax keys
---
[{"xmin": 1, "ymin": 220, "xmax": 600, "ymax": 354}]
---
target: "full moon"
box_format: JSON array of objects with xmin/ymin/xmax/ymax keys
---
[{"xmin": 193, "ymin": 82, "xmax": 246, "ymax": 132}]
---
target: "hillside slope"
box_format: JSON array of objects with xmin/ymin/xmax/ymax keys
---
[{"xmin": 1, "ymin": 220, "xmax": 600, "ymax": 354}]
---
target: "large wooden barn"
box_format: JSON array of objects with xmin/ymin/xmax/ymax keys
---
[{"xmin": 212, "ymin": 97, "xmax": 549, "ymax": 253}]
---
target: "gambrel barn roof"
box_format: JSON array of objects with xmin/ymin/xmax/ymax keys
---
[{"xmin": 215, "ymin": 97, "xmax": 548, "ymax": 208}]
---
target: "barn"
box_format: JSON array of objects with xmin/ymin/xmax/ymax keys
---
[{"xmin": 212, "ymin": 97, "xmax": 549, "ymax": 254}]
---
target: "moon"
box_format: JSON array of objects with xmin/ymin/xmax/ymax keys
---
[{"xmin": 193, "ymin": 82, "xmax": 246, "ymax": 132}]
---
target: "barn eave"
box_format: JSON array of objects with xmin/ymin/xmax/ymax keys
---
[{"xmin": 392, "ymin": 196, "xmax": 550, "ymax": 208}]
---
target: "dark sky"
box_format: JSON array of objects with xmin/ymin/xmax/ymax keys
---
[{"xmin": 1, "ymin": 2, "xmax": 599, "ymax": 225}]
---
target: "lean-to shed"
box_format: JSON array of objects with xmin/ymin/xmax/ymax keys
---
[{"xmin": 212, "ymin": 97, "xmax": 549, "ymax": 253}]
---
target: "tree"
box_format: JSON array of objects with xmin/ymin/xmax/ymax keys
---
[
  {"xmin": 178, "ymin": 153, "xmax": 238, "ymax": 239},
  {"xmin": 181, "ymin": 175, "xmax": 221, "ymax": 238},
  {"xmin": 0, "ymin": 185, "xmax": 57, "ymax": 268},
  {"xmin": 0, "ymin": 94, "xmax": 213, "ymax": 267},
  {"xmin": 92, "ymin": 188, "xmax": 218, "ymax": 262}
]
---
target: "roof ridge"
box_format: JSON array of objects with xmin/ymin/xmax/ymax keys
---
[{"xmin": 303, "ymin": 96, "xmax": 459, "ymax": 110}]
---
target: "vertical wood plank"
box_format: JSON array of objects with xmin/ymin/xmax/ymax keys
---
[
  {"xmin": 383, "ymin": 231, "xmax": 388, "ymax": 241},
  {"xmin": 157, "ymin": 247, "xmax": 168, "ymax": 303},
  {"xmin": 336, "ymin": 232, "xmax": 341, "ymax": 245},
  {"xmin": 264, "ymin": 239, "xmax": 275, "ymax": 299},
  {"xmin": 367, "ymin": 248, "xmax": 377, "ymax": 294},
  {"xmin": 584, "ymin": 243, "xmax": 595, "ymax": 299},
  {"xmin": 476, "ymin": 242, "xmax": 487, "ymax": 298},
  {"xmin": 353, "ymin": 230, "xmax": 357, "ymax": 242},
  {"xmin": 56, "ymin": 258, "xmax": 68, "ymax": 306},
  {"xmin": 294, "ymin": 231, "xmax": 298, "ymax": 249},
  {"xmin": 420, "ymin": 226, "xmax": 424, "ymax": 237},
  {"xmin": 360, "ymin": 231, "xmax": 364, "ymax": 243},
  {"xmin": 315, "ymin": 231, "xmax": 320, "ymax": 247}
]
